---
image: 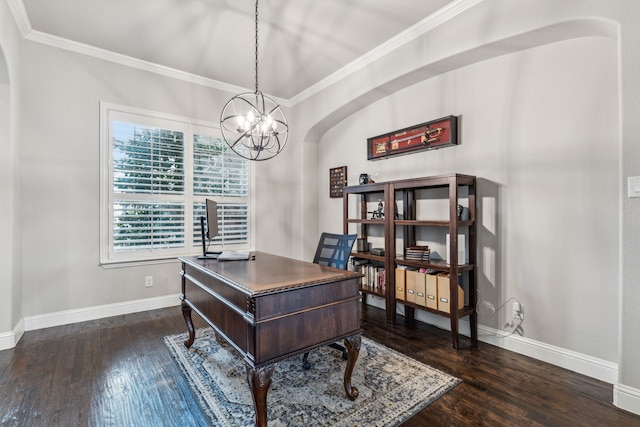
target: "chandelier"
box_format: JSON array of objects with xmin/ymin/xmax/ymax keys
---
[{"xmin": 220, "ymin": 0, "xmax": 288, "ymax": 161}]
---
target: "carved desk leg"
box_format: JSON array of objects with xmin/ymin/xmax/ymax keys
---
[
  {"xmin": 246, "ymin": 364, "xmax": 276, "ymax": 427},
  {"xmin": 181, "ymin": 299, "xmax": 195, "ymax": 349},
  {"xmin": 343, "ymin": 334, "xmax": 361, "ymax": 401}
]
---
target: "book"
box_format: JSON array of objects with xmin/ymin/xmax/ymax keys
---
[
  {"xmin": 217, "ymin": 251, "xmax": 251, "ymax": 261},
  {"xmin": 404, "ymin": 245, "xmax": 430, "ymax": 261}
]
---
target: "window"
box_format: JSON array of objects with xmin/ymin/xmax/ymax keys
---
[{"xmin": 100, "ymin": 103, "xmax": 252, "ymax": 264}]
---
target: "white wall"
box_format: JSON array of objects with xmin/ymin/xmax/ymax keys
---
[
  {"xmin": 18, "ymin": 40, "xmax": 241, "ymax": 318},
  {"xmin": 252, "ymin": 128, "xmax": 303, "ymax": 259},
  {"xmin": 617, "ymin": 0, "xmax": 640, "ymax": 412},
  {"xmin": 294, "ymin": 0, "xmax": 639, "ymax": 414},
  {"xmin": 252, "ymin": 109, "xmax": 315, "ymax": 261},
  {"xmin": 0, "ymin": 58, "xmax": 11, "ymax": 335},
  {"xmin": 16, "ymin": 38, "xmax": 302, "ymax": 323},
  {"xmin": 317, "ymin": 36, "xmax": 619, "ymax": 362},
  {"xmin": 0, "ymin": 0, "xmax": 23, "ymax": 346}
]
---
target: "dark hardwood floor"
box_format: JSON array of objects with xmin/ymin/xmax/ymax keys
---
[{"xmin": 1, "ymin": 305, "xmax": 638, "ymax": 426}]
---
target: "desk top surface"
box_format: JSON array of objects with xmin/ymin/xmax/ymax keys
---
[{"xmin": 180, "ymin": 251, "xmax": 362, "ymax": 296}]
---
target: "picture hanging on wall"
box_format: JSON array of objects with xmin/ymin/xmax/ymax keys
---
[
  {"xmin": 329, "ymin": 166, "xmax": 347, "ymax": 198},
  {"xmin": 367, "ymin": 115, "xmax": 458, "ymax": 160}
]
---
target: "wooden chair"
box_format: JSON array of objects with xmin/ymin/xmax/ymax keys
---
[{"xmin": 302, "ymin": 232, "xmax": 357, "ymax": 370}]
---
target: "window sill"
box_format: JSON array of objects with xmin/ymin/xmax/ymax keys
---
[{"xmin": 99, "ymin": 257, "xmax": 183, "ymax": 269}]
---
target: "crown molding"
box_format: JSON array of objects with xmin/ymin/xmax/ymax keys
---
[
  {"xmin": 8, "ymin": 0, "xmax": 479, "ymax": 107},
  {"xmin": 287, "ymin": 0, "xmax": 482, "ymax": 105},
  {"xmin": 7, "ymin": 0, "xmax": 272, "ymax": 102},
  {"xmin": 24, "ymin": 29, "xmax": 268, "ymax": 100}
]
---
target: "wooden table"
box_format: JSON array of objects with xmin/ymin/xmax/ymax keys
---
[{"xmin": 179, "ymin": 252, "xmax": 363, "ymax": 427}]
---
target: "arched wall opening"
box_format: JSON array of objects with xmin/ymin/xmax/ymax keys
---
[
  {"xmin": 0, "ymin": 44, "xmax": 19, "ymax": 347},
  {"xmin": 294, "ymin": 16, "xmax": 622, "ymax": 386}
]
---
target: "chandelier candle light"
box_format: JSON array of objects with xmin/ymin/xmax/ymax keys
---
[{"xmin": 220, "ymin": 0, "xmax": 289, "ymax": 161}]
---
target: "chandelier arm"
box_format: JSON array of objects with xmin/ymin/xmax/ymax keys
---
[
  {"xmin": 250, "ymin": 135, "xmax": 264, "ymax": 159},
  {"xmin": 239, "ymin": 122, "xmax": 263, "ymax": 147},
  {"xmin": 265, "ymin": 103, "xmax": 285, "ymax": 118},
  {"xmin": 220, "ymin": 113, "xmax": 247, "ymax": 131},
  {"xmin": 223, "ymin": 119, "xmax": 262, "ymax": 149},
  {"xmin": 229, "ymin": 132, "xmax": 250, "ymax": 150},
  {"xmin": 268, "ymin": 135, "xmax": 282, "ymax": 153}
]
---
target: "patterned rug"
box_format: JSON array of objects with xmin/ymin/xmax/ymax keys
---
[{"xmin": 164, "ymin": 328, "xmax": 460, "ymax": 427}]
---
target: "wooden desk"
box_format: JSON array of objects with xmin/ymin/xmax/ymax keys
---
[{"xmin": 179, "ymin": 252, "xmax": 363, "ymax": 427}]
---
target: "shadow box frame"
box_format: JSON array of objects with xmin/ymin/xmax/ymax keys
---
[{"xmin": 367, "ymin": 115, "xmax": 458, "ymax": 160}]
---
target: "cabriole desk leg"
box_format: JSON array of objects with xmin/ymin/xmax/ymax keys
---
[
  {"xmin": 181, "ymin": 299, "xmax": 195, "ymax": 348},
  {"xmin": 343, "ymin": 334, "xmax": 361, "ymax": 400},
  {"xmin": 246, "ymin": 364, "xmax": 276, "ymax": 427}
]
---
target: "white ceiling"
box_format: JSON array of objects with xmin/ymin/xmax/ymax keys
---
[{"xmin": 20, "ymin": 0, "xmax": 454, "ymax": 100}]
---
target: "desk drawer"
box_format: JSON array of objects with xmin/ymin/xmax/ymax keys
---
[
  {"xmin": 255, "ymin": 278, "xmax": 360, "ymax": 320},
  {"xmin": 253, "ymin": 295, "xmax": 361, "ymax": 364}
]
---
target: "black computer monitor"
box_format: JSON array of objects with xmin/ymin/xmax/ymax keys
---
[
  {"xmin": 205, "ymin": 199, "xmax": 219, "ymax": 240},
  {"xmin": 198, "ymin": 199, "xmax": 221, "ymax": 259}
]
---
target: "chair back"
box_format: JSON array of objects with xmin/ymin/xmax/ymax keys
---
[{"xmin": 313, "ymin": 233, "xmax": 357, "ymax": 270}]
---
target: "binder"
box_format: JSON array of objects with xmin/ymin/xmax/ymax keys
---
[
  {"xmin": 405, "ymin": 270, "xmax": 424, "ymax": 304},
  {"xmin": 426, "ymin": 273, "xmax": 438, "ymax": 310},
  {"xmin": 395, "ymin": 269, "xmax": 406, "ymax": 300},
  {"xmin": 437, "ymin": 273, "xmax": 464, "ymax": 314},
  {"xmin": 415, "ymin": 272, "xmax": 427, "ymax": 306}
]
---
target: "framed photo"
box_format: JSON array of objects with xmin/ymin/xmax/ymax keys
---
[
  {"xmin": 367, "ymin": 115, "xmax": 458, "ymax": 160},
  {"xmin": 329, "ymin": 166, "xmax": 347, "ymax": 198}
]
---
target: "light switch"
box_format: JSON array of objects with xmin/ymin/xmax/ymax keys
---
[{"xmin": 628, "ymin": 176, "xmax": 640, "ymax": 198}]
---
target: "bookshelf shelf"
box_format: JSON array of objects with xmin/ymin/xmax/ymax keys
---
[
  {"xmin": 346, "ymin": 219, "xmax": 386, "ymax": 225},
  {"xmin": 350, "ymin": 252, "xmax": 385, "ymax": 262},
  {"xmin": 395, "ymin": 257, "xmax": 475, "ymax": 272},
  {"xmin": 359, "ymin": 286, "xmax": 386, "ymax": 298}
]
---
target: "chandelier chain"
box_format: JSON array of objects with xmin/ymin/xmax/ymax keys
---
[
  {"xmin": 254, "ymin": 0, "xmax": 259, "ymax": 94},
  {"xmin": 219, "ymin": 0, "xmax": 288, "ymax": 161}
]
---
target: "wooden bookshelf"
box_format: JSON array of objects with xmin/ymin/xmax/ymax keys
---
[{"xmin": 344, "ymin": 173, "xmax": 477, "ymax": 349}]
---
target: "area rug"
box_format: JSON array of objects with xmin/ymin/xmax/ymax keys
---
[{"xmin": 164, "ymin": 328, "xmax": 460, "ymax": 427}]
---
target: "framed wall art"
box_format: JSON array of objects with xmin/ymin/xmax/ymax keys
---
[
  {"xmin": 367, "ymin": 115, "xmax": 458, "ymax": 160},
  {"xmin": 329, "ymin": 166, "xmax": 347, "ymax": 198}
]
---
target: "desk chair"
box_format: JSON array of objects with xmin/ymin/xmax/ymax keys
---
[{"xmin": 302, "ymin": 232, "xmax": 357, "ymax": 370}]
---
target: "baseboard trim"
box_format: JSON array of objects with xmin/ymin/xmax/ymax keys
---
[
  {"xmin": 614, "ymin": 383, "xmax": 640, "ymax": 415},
  {"xmin": 0, "ymin": 318, "xmax": 25, "ymax": 351},
  {"xmin": 23, "ymin": 294, "xmax": 181, "ymax": 332},
  {"xmin": 392, "ymin": 301, "xmax": 618, "ymax": 384},
  {"xmin": 7, "ymin": 297, "xmax": 625, "ymax": 396},
  {"xmin": 477, "ymin": 324, "xmax": 618, "ymax": 384}
]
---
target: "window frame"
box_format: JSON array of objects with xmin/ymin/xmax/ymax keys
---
[{"xmin": 99, "ymin": 102, "xmax": 254, "ymax": 265}]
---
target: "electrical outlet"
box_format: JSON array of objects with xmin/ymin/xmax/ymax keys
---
[
  {"xmin": 513, "ymin": 301, "xmax": 523, "ymax": 320},
  {"xmin": 145, "ymin": 276, "xmax": 154, "ymax": 287}
]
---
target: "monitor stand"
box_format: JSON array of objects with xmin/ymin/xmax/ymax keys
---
[{"xmin": 198, "ymin": 216, "xmax": 222, "ymax": 259}]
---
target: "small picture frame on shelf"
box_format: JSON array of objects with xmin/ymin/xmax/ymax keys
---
[{"xmin": 329, "ymin": 166, "xmax": 347, "ymax": 198}]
